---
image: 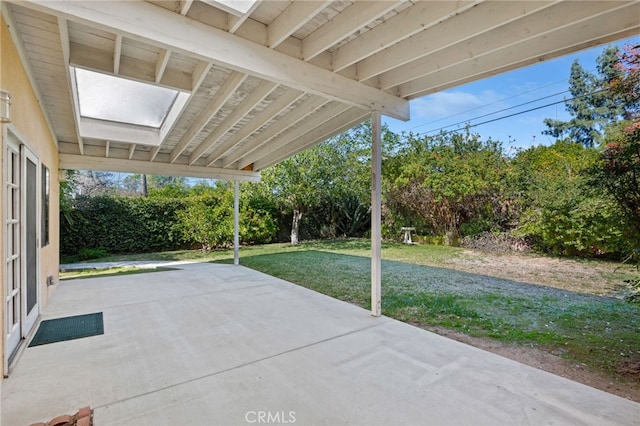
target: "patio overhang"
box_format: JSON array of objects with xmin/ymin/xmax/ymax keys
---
[
  {"xmin": 2, "ymin": 0, "xmax": 638, "ymax": 319},
  {"xmin": 3, "ymin": 0, "xmax": 638, "ymax": 181}
]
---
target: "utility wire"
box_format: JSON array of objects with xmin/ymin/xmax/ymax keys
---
[
  {"xmin": 407, "ymin": 81, "xmax": 570, "ymax": 132},
  {"xmin": 406, "ymin": 65, "xmax": 604, "ymax": 133},
  {"xmin": 418, "ymin": 88, "xmax": 609, "ymax": 137},
  {"xmin": 419, "ymin": 90, "xmax": 570, "ymax": 135}
]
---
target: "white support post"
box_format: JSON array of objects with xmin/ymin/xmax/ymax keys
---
[
  {"xmin": 233, "ymin": 180, "xmax": 240, "ymax": 266},
  {"xmin": 371, "ymin": 111, "xmax": 382, "ymax": 317}
]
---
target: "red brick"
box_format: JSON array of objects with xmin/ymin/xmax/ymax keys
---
[
  {"xmin": 76, "ymin": 416, "xmax": 91, "ymax": 426},
  {"xmin": 77, "ymin": 406, "xmax": 92, "ymax": 419},
  {"xmin": 49, "ymin": 414, "xmax": 73, "ymax": 426}
]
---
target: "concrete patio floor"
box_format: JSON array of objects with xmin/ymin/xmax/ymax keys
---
[{"xmin": 2, "ymin": 262, "xmax": 639, "ymax": 425}]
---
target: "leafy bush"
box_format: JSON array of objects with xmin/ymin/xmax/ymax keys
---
[
  {"xmin": 60, "ymin": 195, "xmax": 189, "ymax": 255},
  {"xmin": 513, "ymin": 141, "xmax": 632, "ymax": 257}
]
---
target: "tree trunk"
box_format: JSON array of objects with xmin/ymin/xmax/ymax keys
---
[
  {"xmin": 290, "ymin": 209, "xmax": 303, "ymax": 245},
  {"xmin": 141, "ymin": 174, "xmax": 148, "ymax": 198}
]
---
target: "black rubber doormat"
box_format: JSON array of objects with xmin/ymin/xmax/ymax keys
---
[{"xmin": 29, "ymin": 312, "xmax": 104, "ymax": 347}]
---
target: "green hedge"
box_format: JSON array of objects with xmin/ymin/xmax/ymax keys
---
[
  {"xmin": 60, "ymin": 193, "xmax": 279, "ymax": 257},
  {"xmin": 60, "ymin": 196, "xmax": 189, "ymax": 256}
]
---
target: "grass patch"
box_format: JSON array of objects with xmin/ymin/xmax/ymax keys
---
[
  {"xmin": 218, "ymin": 244, "xmax": 640, "ymax": 382},
  {"xmin": 60, "ymin": 266, "xmax": 177, "ymax": 280}
]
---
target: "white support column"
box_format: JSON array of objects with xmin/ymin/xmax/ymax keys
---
[
  {"xmin": 371, "ymin": 111, "xmax": 382, "ymax": 317},
  {"xmin": 234, "ymin": 180, "xmax": 240, "ymax": 266}
]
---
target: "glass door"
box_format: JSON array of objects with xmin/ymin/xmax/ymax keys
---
[
  {"xmin": 22, "ymin": 145, "xmax": 39, "ymax": 335},
  {"xmin": 5, "ymin": 140, "xmax": 21, "ymax": 363}
]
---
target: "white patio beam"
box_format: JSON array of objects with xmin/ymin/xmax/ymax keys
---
[
  {"xmin": 245, "ymin": 102, "xmax": 350, "ymax": 170},
  {"xmin": 228, "ymin": 0, "xmax": 262, "ymax": 34},
  {"xmin": 180, "ymin": 0, "xmax": 194, "ymax": 16},
  {"xmin": 232, "ymin": 96, "xmax": 330, "ymax": 170},
  {"xmin": 218, "ymin": 88, "xmax": 305, "ymax": 168},
  {"xmin": 58, "ymin": 17, "xmax": 84, "ymax": 155},
  {"xmin": 357, "ymin": 1, "xmax": 556, "ymax": 83},
  {"xmin": 378, "ymin": 0, "xmax": 621, "ymax": 90},
  {"xmin": 268, "ymin": 0, "xmax": 332, "ymax": 48},
  {"xmin": 191, "ymin": 80, "xmax": 278, "ymax": 165},
  {"xmin": 399, "ymin": 2, "xmax": 640, "ymax": 98},
  {"xmin": 155, "ymin": 48, "xmax": 171, "ymax": 84},
  {"xmin": 371, "ymin": 110, "xmax": 382, "ymax": 317},
  {"xmin": 191, "ymin": 61, "xmax": 212, "ymax": 91},
  {"xmin": 60, "ymin": 153, "xmax": 261, "ymax": 182},
  {"xmin": 69, "ymin": 43, "xmax": 193, "ymax": 92},
  {"xmin": 169, "ymin": 71, "xmax": 247, "ymax": 163},
  {"xmin": 113, "ymin": 33, "xmax": 122, "ymax": 74},
  {"xmin": 331, "ymin": 0, "xmax": 480, "ymax": 72},
  {"xmin": 17, "ymin": 0, "xmax": 409, "ymax": 121},
  {"xmin": 233, "ymin": 180, "xmax": 240, "ymax": 265},
  {"xmin": 150, "ymin": 61, "xmax": 212, "ymax": 162},
  {"xmin": 302, "ymin": 0, "xmax": 403, "ymax": 61},
  {"xmin": 253, "ymin": 106, "xmax": 369, "ymax": 171}
]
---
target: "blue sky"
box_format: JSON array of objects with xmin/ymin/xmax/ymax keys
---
[{"xmin": 383, "ymin": 36, "xmax": 640, "ymax": 152}]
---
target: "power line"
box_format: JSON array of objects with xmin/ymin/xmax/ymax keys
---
[
  {"xmin": 406, "ymin": 65, "xmax": 604, "ymax": 133},
  {"xmin": 406, "ymin": 80, "xmax": 571, "ymax": 132},
  {"xmin": 418, "ymin": 88, "xmax": 609, "ymax": 138},
  {"xmin": 420, "ymin": 90, "xmax": 569, "ymax": 135}
]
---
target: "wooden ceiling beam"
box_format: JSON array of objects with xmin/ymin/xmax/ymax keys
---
[
  {"xmin": 60, "ymin": 153, "xmax": 261, "ymax": 182},
  {"xmin": 232, "ymin": 96, "xmax": 329, "ymax": 170},
  {"xmin": 243, "ymin": 102, "xmax": 350, "ymax": 170},
  {"xmin": 254, "ymin": 107, "xmax": 369, "ymax": 171},
  {"xmin": 189, "ymin": 80, "xmax": 278, "ymax": 165},
  {"xmin": 57, "ymin": 17, "xmax": 84, "ymax": 154},
  {"xmin": 214, "ymin": 88, "xmax": 305, "ymax": 167},
  {"xmin": 357, "ymin": 1, "xmax": 556, "ymax": 83},
  {"xmin": 169, "ymin": 71, "xmax": 246, "ymax": 163},
  {"xmin": 331, "ymin": 0, "xmax": 481, "ymax": 72},
  {"xmin": 267, "ymin": 0, "xmax": 331, "ymax": 48},
  {"xmin": 303, "ymin": 0, "xmax": 403, "ymax": 61},
  {"xmin": 378, "ymin": 0, "xmax": 620, "ymax": 90},
  {"xmin": 399, "ymin": 2, "xmax": 640, "ymax": 98},
  {"xmin": 19, "ymin": 0, "xmax": 409, "ymax": 120}
]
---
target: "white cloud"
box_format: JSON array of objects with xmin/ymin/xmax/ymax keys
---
[{"xmin": 410, "ymin": 90, "xmax": 504, "ymax": 120}]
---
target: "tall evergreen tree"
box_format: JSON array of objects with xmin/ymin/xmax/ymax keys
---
[{"xmin": 543, "ymin": 46, "xmax": 623, "ymax": 147}]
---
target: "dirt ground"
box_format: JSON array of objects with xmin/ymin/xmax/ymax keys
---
[
  {"xmin": 446, "ymin": 249, "xmax": 631, "ymax": 296},
  {"xmin": 429, "ymin": 250, "xmax": 640, "ymax": 403}
]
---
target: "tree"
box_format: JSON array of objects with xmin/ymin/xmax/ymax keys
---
[
  {"xmin": 122, "ymin": 174, "xmax": 188, "ymax": 196},
  {"xmin": 514, "ymin": 141, "xmax": 630, "ymax": 256},
  {"xmin": 591, "ymin": 45, "xmax": 640, "ymax": 232},
  {"xmin": 260, "ymin": 123, "xmax": 375, "ymax": 244},
  {"xmin": 384, "ymin": 129, "xmax": 512, "ymax": 242},
  {"xmin": 543, "ymin": 46, "xmax": 624, "ymax": 147}
]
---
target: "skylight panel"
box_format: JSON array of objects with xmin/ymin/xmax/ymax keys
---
[
  {"xmin": 203, "ymin": 0, "xmax": 258, "ymax": 15},
  {"xmin": 74, "ymin": 68, "xmax": 179, "ymax": 128}
]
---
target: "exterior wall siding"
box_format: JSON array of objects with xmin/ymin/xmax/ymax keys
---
[{"xmin": 0, "ymin": 15, "xmax": 60, "ymax": 379}]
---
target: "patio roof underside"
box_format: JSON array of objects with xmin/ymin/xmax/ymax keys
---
[{"xmin": 4, "ymin": 0, "xmax": 639, "ymax": 181}]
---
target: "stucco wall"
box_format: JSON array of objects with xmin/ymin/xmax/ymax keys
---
[{"xmin": 1, "ymin": 15, "xmax": 60, "ymax": 378}]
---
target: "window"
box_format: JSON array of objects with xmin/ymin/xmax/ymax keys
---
[{"xmin": 41, "ymin": 164, "xmax": 49, "ymax": 247}]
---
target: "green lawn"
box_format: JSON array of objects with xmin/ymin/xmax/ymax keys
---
[{"xmin": 85, "ymin": 239, "xmax": 639, "ymax": 383}]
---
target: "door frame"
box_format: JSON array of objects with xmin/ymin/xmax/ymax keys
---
[
  {"xmin": 3, "ymin": 125, "xmax": 41, "ymax": 374},
  {"xmin": 21, "ymin": 142, "xmax": 40, "ymax": 336}
]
